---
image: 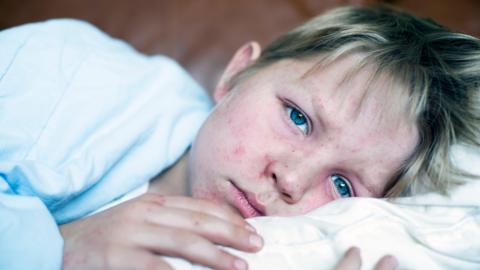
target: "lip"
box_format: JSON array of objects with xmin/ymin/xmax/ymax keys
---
[{"xmin": 229, "ymin": 181, "xmax": 266, "ymax": 218}]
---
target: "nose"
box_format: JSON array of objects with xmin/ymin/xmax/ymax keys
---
[{"xmin": 268, "ymin": 163, "xmax": 311, "ymax": 204}]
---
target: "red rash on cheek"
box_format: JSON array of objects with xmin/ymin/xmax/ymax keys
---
[
  {"xmin": 192, "ymin": 187, "xmax": 222, "ymax": 203},
  {"xmin": 233, "ymin": 144, "xmax": 245, "ymax": 156}
]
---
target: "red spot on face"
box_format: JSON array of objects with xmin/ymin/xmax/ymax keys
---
[
  {"xmin": 193, "ymin": 187, "xmax": 222, "ymax": 203},
  {"xmin": 233, "ymin": 144, "xmax": 245, "ymax": 156}
]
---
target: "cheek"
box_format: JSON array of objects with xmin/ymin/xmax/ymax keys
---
[
  {"xmin": 221, "ymin": 105, "xmax": 272, "ymax": 161},
  {"xmin": 233, "ymin": 144, "xmax": 245, "ymax": 156},
  {"xmin": 299, "ymin": 196, "xmax": 326, "ymax": 214},
  {"xmin": 297, "ymin": 182, "xmax": 334, "ymax": 214},
  {"xmin": 191, "ymin": 185, "xmax": 223, "ymax": 203},
  {"xmin": 192, "ymin": 187, "xmax": 217, "ymax": 201}
]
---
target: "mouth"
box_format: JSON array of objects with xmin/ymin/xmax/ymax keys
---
[{"xmin": 229, "ymin": 180, "xmax": 265, "ymax": 218}]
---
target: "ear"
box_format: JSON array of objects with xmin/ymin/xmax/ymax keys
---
[{"xmin": 213, "ymin": 41, "xmax": 261, "ymax": 103}]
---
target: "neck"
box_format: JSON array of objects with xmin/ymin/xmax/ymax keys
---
[{"xmin": 148, "ymin": 149, "xmax": 190, "ymax": 196}]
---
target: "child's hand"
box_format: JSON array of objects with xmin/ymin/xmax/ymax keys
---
[
  {"xmin": 334, "ymin": 247, "xmax": 398, "ymax": 270},
  {"xmin": 60, "ymin": 193, "xmax": 262, "ymax": 270}
]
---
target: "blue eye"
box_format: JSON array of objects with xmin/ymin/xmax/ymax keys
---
[
  {"xmin": 331, "ymin": 175, "xmax": 353, "ymax": 198},
  {"xmin": 286, "ymin": 106, "xmax": 309, "ymax": 134}
]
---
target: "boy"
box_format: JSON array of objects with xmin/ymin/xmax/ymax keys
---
[{"xmin": 1, "ymin": 4, "xmax": 478, "ymax": 270}]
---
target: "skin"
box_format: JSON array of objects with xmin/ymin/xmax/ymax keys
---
[
  {"xmin": 188, "ymin": 42, "xmax": 418, "ymax": 217},
  {"xmin": 60, "ymin": 42, "xmax": 415, "ymax": 269}
]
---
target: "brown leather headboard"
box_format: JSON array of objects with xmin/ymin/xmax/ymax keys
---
[{"xmin": 1, "ymin": 0, "xmax": 478, "ymax": 93}]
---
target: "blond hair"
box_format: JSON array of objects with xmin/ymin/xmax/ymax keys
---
[{"xmin": 232, "ymin": 5, "xmax": 480, "ymax": 197}]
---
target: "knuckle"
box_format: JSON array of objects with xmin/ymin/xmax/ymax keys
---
[
  {"xmin": 175, "ymin": 232, "xmax": 208, "ymax": 254},
  {"xmin": 121, "ymin": 201, "xmax": 156, "ymax": 221},
  {"xmin": 229, "ymin": 224, "xmax": 248, "ymax": 238},
  {"xmin": 141, "ymin": 193, "xmax": 158, "ymax": 201},
  {"xmin": 143, "ymin": 193, "xmax": 166, "ymax": 205},
  {"xmin": 191, "ymin": 211, "xmax": 210, "ymax": 225}
]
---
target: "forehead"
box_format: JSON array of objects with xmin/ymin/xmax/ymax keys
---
[{"xmin": 262, "ymin": 53, "xmax": 414, "ymax": 129}]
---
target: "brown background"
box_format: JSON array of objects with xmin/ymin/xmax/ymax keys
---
[{"xmin": 1, "ymin": 0, "xmax": 479, "ymax": 93}]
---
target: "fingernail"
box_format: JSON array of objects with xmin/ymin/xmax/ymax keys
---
[
  {"xmin": 245, "ymin": 224, "xmax": 256, "ymax": 233},
  {"xmin": 385, "ymin": 255, "xmax": 399, "ymax": 269},
  {"xmin": 345, "ymin": 246, "xmax": 360, "ymax": 257},
  {"xmin": 233, "ymin": 259, "xmax": 247, "ymax": 270},
  {"xmin": 249, "ymin": 234, "xmax": 263, "ymax": 249}
]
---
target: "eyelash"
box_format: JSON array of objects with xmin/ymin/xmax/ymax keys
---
[
  {"xmin": 331, "ymin": 174, "xmax": 355, "ymax": 198},
  {"xmin": 284, "ymin": 101, "xmax": 312, "ymax": 135}
]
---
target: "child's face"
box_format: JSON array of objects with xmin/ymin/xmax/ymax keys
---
[{"xmin": 188, "ymin": 44, "xmax": 418, "ymax": 218}]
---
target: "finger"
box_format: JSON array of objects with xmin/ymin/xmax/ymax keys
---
[
  {"xmin": 373, "ymin": 255, "xmax": 398, "ymax": 270},
  {"xmin": 145, "ymin": 206, "xmax": 262, "ymax": 252},
  {"xmin": 137, "ymin": 224, "xmax": 248, "ymax": 270},
  {"xmin": 101, "ymin": 246, "xmax": 174, "ymax": 270},
  {"xmin": 145, "ymin": 194, "xmax": 248, "ymax": 227},
  {"xmin": 334, "ymin": 247, "xmax": 362, "ymax": 270},
  {"xmin": 128, "ymin": 251, "xmax": 175, "ymax": 270}
]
